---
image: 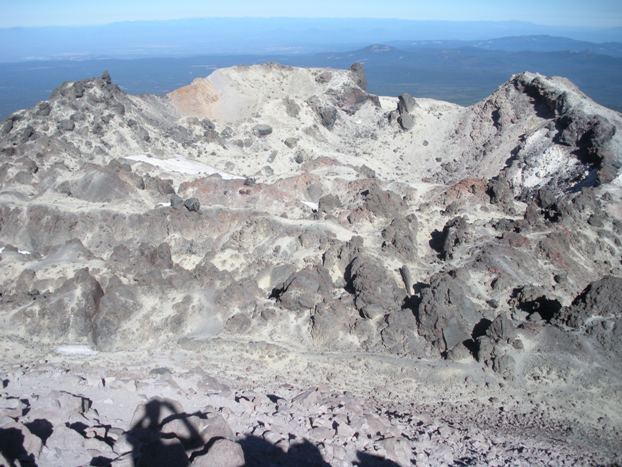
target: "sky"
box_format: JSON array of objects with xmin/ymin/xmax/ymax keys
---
[{"xmin": 2, "ymin": 0, "xmax": 621, "ymax": 28}]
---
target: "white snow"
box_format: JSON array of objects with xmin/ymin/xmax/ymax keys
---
[
  {"xmin": 0, "ymin": 246, "xmax": 4, "ymax": 254},
  {"xmin": 55, "ymin": 345, "xmax": 97, "ymax": 356},
  {"xmin": 156, "ymin": 202, "xmax": 171, "ymax": 207},
  {"xmin": 124, "ymin": 154, "xmax": 244, "ymax": 180},
  {"xmin": 522, "ymin": 145, "xmax": 577, "ymax": 189},
  {"xmin": 18, "ymin": 250, "xmax": 31, "ymax": 255},
  {"xmin": 301, "ymin": 201, "xmax": 319, "ymax": 211}
]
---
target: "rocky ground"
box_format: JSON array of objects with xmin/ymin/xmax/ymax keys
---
[{"xmin": 0, "ymin": 63, "xmax": 621, "ymax": 466}]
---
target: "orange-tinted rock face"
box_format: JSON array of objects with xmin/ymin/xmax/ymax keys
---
[{"xmin": 168, "ymin": 79, "xmax": 220, "ymax": 119}]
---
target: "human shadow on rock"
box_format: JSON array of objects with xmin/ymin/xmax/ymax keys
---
[
  {"xmin": 239, "ymin": 435, "xmax": 330, "ymax": 467},
  {"xmin": 0, "ymin": 427, "xmax": 37, "ymax": 467},
  {"xmin": 355, "ymin": 452, "xmax": 401, "ymax": 467},
  {"xmin": 240, "ymin": 435, "xmax": 401, "ymax": 467},
  {"xmin": 126, "ymin": 399, "xmax": 203, "ymax": 467}
]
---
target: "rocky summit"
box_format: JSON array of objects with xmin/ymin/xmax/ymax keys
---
[{"xmin": 0, "ymin": 63, "xmax": 621, "ymax": 466}]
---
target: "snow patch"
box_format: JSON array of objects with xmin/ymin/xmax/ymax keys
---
[
  {"xmin": 18, "ymin": 250, "xmax": 31, "ymax": 255},
  {"xmin": 522, "ymin": 145, "xmax": 577, "ymax": 189},
  {"xmin": 125, "ymin": 154, "xmax": 244, "ymax": 180},
  {"xmin": 301, "ymin": 201, "xmax": 318, "ymax": 211},
  {"xmin": 55, "ymin": 345, "xmax": 97, "ymax": 356}
]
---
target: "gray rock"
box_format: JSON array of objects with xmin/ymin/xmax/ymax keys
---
[
  {"xmin": 170, "ymin": 194, "xmax": 184, "ymax": 209},
  {"xmin": 225, "ymin": 313, "xmax": 252, "ymax": 333},
  {"xmin": 253, "ymin": 124, "xmax": 273, "ymax": 137},
  {"xmin": 416, "ymin": 272, "xmax": 480, "ymax": 353},
  {"xmin": 93, "ymin": 284, "xmax": 140, "ymax": 350},
  {"xmin": 57, "ymin": 119, "xmax": 75, "ymax": 132},
  {"xmin": 397, "ymin": 93, "xmax": 418, "ymax": 115},
  {"xmin": 381, "ymin": 215, "xmax": 418, "ymax": 259},
  {"xmin": 350, "ymin": 62, "xmax": 368, "ymax": 90},
  {"xmin": 283, "ymin": 137, "xmax": 298, "ymax": 148},
  {"xmin": 13, "ymin": 268, "xmax": 104, "ymax": 345},
  {"xmin": 36, "ymin": 102, "xmax": 51, "ymax": 117},
  {"xmin": 143, "ymin": 175, "xmax": 175, "ymax": 195},
  {"xmin": 328, "ymin": 86, "xmax": 379, "ymax": 114},
  {"xmin": 381, "ymin": 309, "xmax": 428, "ymax": 355},
  {"xmin": 361, "ymin": 185, "xmax": 407, "ymax": 218},
  {"xmin": 486, "ymin": 314, "xmax": 516, "ymax": 342},
  {"xmin": 487, "ymin": 176, "xmax": 514, "ymax": 210},
  {"xmin": 19, "ymin": 125, "xmax": 35, "ymax": 143},
  {"xmin": 345, "ymin": 255, "xmax": 405, "ymax": 319},
  {"xmin": 318, "ymin": 194, "xmax": 342, "ymax": 213},
  {"xmin": 436, "ymin": 216, "xmax": 468, "ymax": 260},
  {"xmin": 273, "ymin": 265, "xmax": 334, "ymax": 311},
  {"xmin": 398, "ymin": 113, "xmax": 415, "ymax": 131},
  {"xmin": 283, "ymin": 98, "xmax": 300, "ymax": 118},
  {"xmin": 184, "ymin": 197, "xmax": 201, "ymax": 212},
  {"xmin": 101, "ymin": 70, "xmax": 112, "ymax": 85},
  {"xmin": 556, "ymin": 276, "xmax": 622, "ymax": 328},
  {"xmin": 316, "ymin": 71, "xmax": 333, "ymax": 84},
  {"xmin": 318, "ymin": 106, "xmax": 338, "ymax": 129},
  {"xmin": 446, "ymin": 341, "xmax": 473, "ymax": 361}
]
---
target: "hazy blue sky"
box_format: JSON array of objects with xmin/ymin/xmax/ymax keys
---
[{"xmin": 2, "ymin": 0, "xmax": 621, "ymax": 28}]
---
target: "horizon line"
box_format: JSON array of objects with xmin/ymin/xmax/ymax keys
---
[{"xmin": 1, "ymin": 16, "xmax": 615, "ymax": 31}]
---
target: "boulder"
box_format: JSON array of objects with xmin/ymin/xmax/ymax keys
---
[
  {"xmin": 435, "ymin": 216, "xmax": 469, "ymax": 260},
  {"xmin": 318, "ymin": 106, "xmax": 338, "ymax": 129},
  {"xmin": 253, "ymin": 124, "xmax": 273, "ymax": 137},
  {"xmin": 398, "ymin": 113, "xmax": 415, "ymax": 131},
  {"xmin": 315, "ymin": 71, "xmax": 333, "ymax": 84},
  {"xmin": 57, "ymin": 119, "xmax": 75, "ymax": 132},
  {"xmin": 361, "ymin": 185, "xmax": 406, "ymax": 218},
  {"xmin": 184, "ymin": 198, "xmax": 201, "ymax": 212},
  {"xmin": 556, "ymin": 276, "xmax": 622, "ymax": 328},
  {"xmin": 381, "ymin": 215, "xmax": 418, "ymax": 259},
  {"xmin": 273, "ymin": 265, "xmax": 334, "ymax": 311},
  {"xmin": 350, "ymin": 62, "xmax": 368, "ymax": 90},
  {"xmin": 170, "ymin": 194, "xmax": 184, "ymax": 209},
  {"xmin": 416, "ymin": 272, "xmax": 481, "ymax": 353},
  {"xmin": 397, "ymin": 93, "xmax": 418, "ymax": 115},
  {"xmin": 345, "ymin": 255, "xmax": 405, "ymax": 319}
]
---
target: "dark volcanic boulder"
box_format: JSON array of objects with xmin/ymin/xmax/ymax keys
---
[
  {"xmin": 487, "ymin": 176, "xmax": 514, "ymax": 210},
  {"xmin": 345, "ymin": 255, "xmax": 405, "ymax": 319},
  {"xmin": 361, "ymin": 185, "xmax": 407, "ymax": 218},
  {"xmin": 273, "ymin": 265, "xmax": 334, "ymax": 311},
  {"xmin": 318, "ymin": 106, "xmax": 338, "ymax": 129},
  {"xmin": 12, "ymin": 268, "xmax": 103, "ymax": 344},
  {"xmin": 433, "ymin": 216, "xmax": 469, "ymax": 260},
  {"xmin": 511, "ymin": 285, "xmax": 562, "ymax": 321},
  {"xmin": 381, "ymin": 215, "xmax": 418, "ymax": 259},
  {"xmin": 381, "ymin": 309, "xmax": 429, "ymax": 356},
  {"xmin": 93, "ymin": 283, "xmax": 141, "ymax": 350},
  {"xmin": 184, "ymin": 198, "xmax": 201, "ymax": 212},
  {"xmin": 556, "ymin": 276, "xmax": 622, "ymax": 328},
  {"xmin": 416, "ymin": 272, "xmax": 481, "ymax": 353}
]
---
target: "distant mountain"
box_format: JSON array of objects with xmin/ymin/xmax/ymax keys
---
[
  {"xmin": 1, "ymin": 18, "xmax": 622, "ymax": 63},
  {"xmin": 389, "ymin": 35, "xmax": 622, "ymax": 57},
  {"xmin": 1, "ymin": 36, "xmax": 622, "ymax": 117}
]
